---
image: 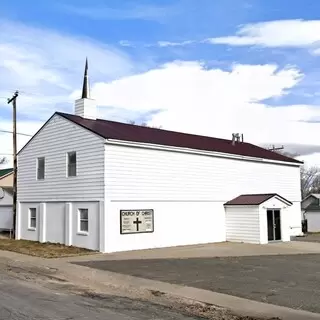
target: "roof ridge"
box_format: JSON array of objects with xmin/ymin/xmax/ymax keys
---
[
  {"xmin": 56, "ymin": 111, "xmax": 242, "ymax": 144},
  {"xmin": 54, "ymin": 111, "xmax": 302, "ymax": 165}
]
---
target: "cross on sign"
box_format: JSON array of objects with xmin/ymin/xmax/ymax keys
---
[{"xmin": 133, "ymin": 217, "xmax": 142, "ymax": 231}]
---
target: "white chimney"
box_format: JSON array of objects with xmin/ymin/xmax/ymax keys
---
[
  {"xmin": 74, "ymin": 58, "xmax": 97, "ymax": 120},
  {"xmin": 74, "ymin": 97, "xmax": 97, "ymax": 120}
]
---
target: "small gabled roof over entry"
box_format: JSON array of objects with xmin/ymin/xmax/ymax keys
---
[{"xmin": 224, "ymin": 193, "xmax": 292, "ymax": 206}]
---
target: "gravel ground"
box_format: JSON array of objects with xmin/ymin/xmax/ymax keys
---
[{"xmin": 293, "ymin": 234, "xmax": 320, "ymax": 243}]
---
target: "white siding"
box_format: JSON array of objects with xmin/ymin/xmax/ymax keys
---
[
  {"xmin": 0, "ymin": 189, "xmax": 13, "ymax": 206},
  {"xmin": 0, "ymin": 189, "xmax": 13, "ymax": 230},
  {"xmin": 225, "ymin": 206, "xmax": 260, "ymax": 244},
  {"xmin": 306, "ymin": 211, "xmax": 320, "ymax": 232},
  {"xmin": 20, "ymin": 203, "xmax": 40, "ymax": 241},
  {"xmin": 105, "ymin": 145, "xmax": 301, "ymax": 202},
  {"xmin": 46, "ymin": 202, "xmax": 65, "ymax": 244},
  {"xmin": 0, "ymin": 207, "xmax": 12, "ymax": 230},
  {"xmin": 17, "ymin": 114, "xmax": 105, "ymax": 202},
  {"xmin": 19, "ymin": 201, "xmax": 100, "ymax": 251},
  {"xmin": 105, "ymin": 201, "xmax": 226, "ymax": 253},
  {"xmin": 105, "ymin": 144, "xmax": 301, "ymax": 252},
  {"xmin": 72, "ymin": 202, "xmax": 100, "ymax": 251},
  {"xmin": 259, "ymin": 197, "xmax": 297, "ymax": 243}
]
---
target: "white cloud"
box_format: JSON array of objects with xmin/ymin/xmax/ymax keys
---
[
  {"xmin": 119, "ymin": 40, "xmax": 135, "ymax": 48},
  {"xmin": 207, "ymin": 19, "xmax": 320, "ymax": 51},
  {"xmin": 90, "ymin": 60, "xmax": 320, "ymax": 157},
  {"xmin": 157, "ymin": 40, "xmax": 195, "ymax": 47},
  {"xmin": 0, "ymin": 20, "xmax": 137, "ymax": 167},
  {"xmin": 2, "ymin": 19, "xmax": 320, "ymax": 168},
  {"xmin": 60, "ymin": 3, "xmax": 177, "ymax": 22},
  {"xmin": 0, "ymin": 118, "xmax": 43, "ymax": 169},
  {"xmin": 297, "ymin": 153, "xmax": 320, "ymax": 167},
  {"xmin": 0, "ymin": 20, "xmax": 136, "ymax": 119}
]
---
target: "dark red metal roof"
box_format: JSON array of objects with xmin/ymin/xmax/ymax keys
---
[
  {"xmin": 56, "ymin": 112, "xmax": 302, "ymax": 164},
  {"xmin": 224, "ymin": 193, "xmax": 293, "ymax": 206}
]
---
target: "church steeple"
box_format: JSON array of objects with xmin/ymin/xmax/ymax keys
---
[
  {"xmin": 74, "ymin": 58, "xmax": 97, "ymax": 120},
  {"xmin": 81, "ymin": 57, "xmax": 90, "ymax": 99}
]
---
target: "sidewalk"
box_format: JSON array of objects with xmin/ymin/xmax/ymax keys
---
[{"xmin": 1, "ymin": 249, "xmax": 320, "ymax": 320}]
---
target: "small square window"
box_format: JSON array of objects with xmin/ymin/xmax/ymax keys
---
[
  {"xmin": 37, "ymin": 157, "xmax": 45, "ymax": 180},
  {"xmin": 78, "ymin": 208, "xmax": 88, "ymax": 233},
  {"xmin": 67, "ymin": 152, "xmax": 77, "ymax": 177},
  {"xmin": 29, "ymin": 208, "xmax": 36, "ymax": 230}
]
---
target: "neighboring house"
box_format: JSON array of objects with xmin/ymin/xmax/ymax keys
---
[
  {"xmin": 0, "ymin": 187, "xmax": 13, "ymax": 231},
  {"xmin": 301, "ymin": 194, "xmax": 320, "ymax": 232},
  {"xmin": 0, "ymin": 169, "xmax": 13, "ymax": 231},
  {"xmin": 0, "ymin": 168, "xmax": 13, "ymax": 187},
  {"xmin": 16, "ymin": 62, "xmax": 303, "ymax": 253}
]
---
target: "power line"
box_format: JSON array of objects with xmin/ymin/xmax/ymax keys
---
[
  {"xmin": 267, "ymin": 145, "xmax": 284, "ymax": 152},
  {"xmin": 0, "ymin": 129, "xmax": 32, "ymax": 137}
]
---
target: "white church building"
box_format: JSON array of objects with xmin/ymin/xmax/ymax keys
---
[{"xmin": 16, "ymin": 61, "xmax": 303, "ymax": 253}]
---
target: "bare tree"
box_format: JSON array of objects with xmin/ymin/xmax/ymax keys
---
[
  {"xmin": 273, "ymin": 149, "xmax": 320, "ymax": 199},
  {"xmin": 300, "ymin": 166, "xmax": 320, "ymax": 199},
  {"xmin": 128, "ymin": 120, "xmax": 162, "ymax": 129},
  {"xmin": 0, "ymin": 157, "xmax": 7, "ymax": 165}
]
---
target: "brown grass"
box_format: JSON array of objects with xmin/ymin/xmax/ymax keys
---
[{"xmin": 0, "ymin": 238, "xmax": 97, "ymax": 258}]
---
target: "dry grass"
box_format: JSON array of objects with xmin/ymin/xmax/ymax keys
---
[{"xmin": 0, "ymin": 238, "xmax": 97, "ymax": 258}]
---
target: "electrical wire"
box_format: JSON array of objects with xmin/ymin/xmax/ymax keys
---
[{"xmin": 0, "ymin": 130, "xmax": 32, "ymax": 137}]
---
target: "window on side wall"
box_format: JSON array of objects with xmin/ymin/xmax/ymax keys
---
[
  {"xmin": 67, "ymin": 151, "xmax": 77, "ymax": 177},
  {"xmin": 29, "ymin": 208, "xmax": 36, "ymax": 230},
  {"xmin": 37, "ymin": 157, "xmax": 45, "ymax": 180},
  {"xmin": 78, "ymin": 208, "xmax": 88, "ymax": 233}
]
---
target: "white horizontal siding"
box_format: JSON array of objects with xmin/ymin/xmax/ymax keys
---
[
  {"xmin": 260, "ymin": 199, "xmax": 302, "ymax": 239},
  {"xmin": 46, "ymin": 202, "xmax": 65, "ymax": 244},
  {"xmin": 0, "ymin": 207, "xmax": 13, "ymax": 230},
  {"xmin": 105, "ymin": 145, "xmax": 301, "ymax": 202},
  {"xmin": 306, "ymin": 211, "xmax": 320, "ymax": 232},
  {"xmin": 105, "ymin": 201, "xmax": 226, "ymax": 253},
  {"xmin": 225, "ymin": 206, "xmax": 260, "ymax": 243},
  {"xmin": 0, "ymin": 189, "xmax": 13, "ymax": 206},
  {"xmin": 18, "ymin": 114, "xmax": 105, "ymax": 202}
]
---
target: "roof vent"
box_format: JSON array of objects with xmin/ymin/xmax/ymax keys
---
[{"xmin": 232, "ymin": 133, "xmax": 243, "ymax": 145}]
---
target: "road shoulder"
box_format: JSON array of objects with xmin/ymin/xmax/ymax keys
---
[{"xmin": 0, "ymin": 249, "xmax": 319, "ymax": 320}]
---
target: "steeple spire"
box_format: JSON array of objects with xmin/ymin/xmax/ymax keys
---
[
  {"xmin": 74, "ymin": 57, "xmax": 96, "ymax": 119},
  {"xmin": 81, "ymin": 57, "xmax": 90, "ymax": 99}
]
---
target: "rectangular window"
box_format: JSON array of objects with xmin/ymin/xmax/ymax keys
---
[
  {"xmin": 67, "ymin": 151, "xmax": 77, "ymax": 177},
  {"xmin": 37, "ymin": 157, "xmax": 45, "ymax": 180},
  {"xmin": 29, "ymin": 208, "xmax": 36, "ymax": 230},
  {"xmin": 78, "ymin": 208, "xmax": 88, "ymax": 233}
]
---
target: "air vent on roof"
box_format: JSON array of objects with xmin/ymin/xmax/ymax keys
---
[{"xmin": 232, "ymin": 133, "xmax": 243, "ymax": 145}]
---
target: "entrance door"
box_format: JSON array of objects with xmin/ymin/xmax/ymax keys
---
[{"xmin": 267, "ymin": 209, "xmax": 281, "ymax": 241}]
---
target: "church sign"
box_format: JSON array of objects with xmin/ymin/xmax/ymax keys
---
[{"xmin": 120, "ymin": 209, "xmax": 154, "ymax": 234}]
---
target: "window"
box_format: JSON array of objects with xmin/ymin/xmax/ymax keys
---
[
  {"xmin": 67, "ymin": 151, "xmax": 77, "ymax": 177},
  {"xmin": 78, "ymin": 208, "xmax": 88, "ymax": 233},
  {"xmin": 29, "ymin": 208, "xmax": 36, "ymax": 230},
  {"xmin": 37, "ymin": 157, "xmax": 45, "ymax": 180}
]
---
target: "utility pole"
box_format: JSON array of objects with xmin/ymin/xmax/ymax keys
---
[
  {"xmin": 268, "ymin": 145, "xmax": 284, "ymax": 152},
  {"xmin": 7, "ymin": 91, "xmax": 18, "ymax": 239}
]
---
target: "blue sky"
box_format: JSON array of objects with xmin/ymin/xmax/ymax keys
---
[{"xmin": 2, "ymin": 0, "xmax": 320, "ymax": 163}]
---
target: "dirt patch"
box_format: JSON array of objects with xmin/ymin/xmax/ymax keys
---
[
  {"xmin": 76, "ymin": 289, "xmax": 281, "ymax": 320},
  {"xmin": 0, "ymin": 239, "xmax": 96, "ymax": 258}
]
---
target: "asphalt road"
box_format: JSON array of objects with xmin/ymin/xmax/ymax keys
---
[
  {"xmin": 0, "ymin": 272, "xmax": 202, "ymax": 320},
  {"xmin": 75, "ymin": 253, "xmax": 320, "ymax": 314}
]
